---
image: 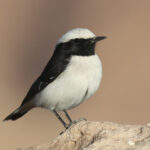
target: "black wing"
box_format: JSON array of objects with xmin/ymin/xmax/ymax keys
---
[{"xmin": 21, "ymin": 46, "xmax": 70, "ymax": 106}]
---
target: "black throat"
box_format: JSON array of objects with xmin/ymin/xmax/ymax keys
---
[{"xmin": 55, "ymin": 38, "xmax": 96, "ymax": 57}]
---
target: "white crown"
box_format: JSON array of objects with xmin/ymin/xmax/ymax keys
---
[{"xmin": 57, "ymin": 28, "xmax": 96, "ymax": 44}]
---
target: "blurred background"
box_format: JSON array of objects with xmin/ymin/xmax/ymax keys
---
[{"xmin": 0, "ymin": 0, "xmax": 150, "ymax": 149}]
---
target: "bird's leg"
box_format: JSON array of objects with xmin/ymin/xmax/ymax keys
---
[
  {"xmin": 63, "ymin": 110, "xmax": 73, "ymax": 123},
  {"xmin": 53, "ymin": 109, "xmax": 68, "ymax": 129}
]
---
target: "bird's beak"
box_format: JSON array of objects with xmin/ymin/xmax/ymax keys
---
[{"xmin": 94, "ymin": 36, "xmax": 107, "ymax": 42}]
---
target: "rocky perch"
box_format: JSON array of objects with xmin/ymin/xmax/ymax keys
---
[{"xmin": 18, "ymin": 120, "xmax": 150, "ymax": 150}]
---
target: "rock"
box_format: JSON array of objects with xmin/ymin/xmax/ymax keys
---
[{"xmin": 18, "ymin": 120, "xmax": 150, "ymax": 150}]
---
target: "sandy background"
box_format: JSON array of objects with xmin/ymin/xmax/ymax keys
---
[{"xmin": 0, "ymin": 0, "xmax": 150, "ymax": 149}]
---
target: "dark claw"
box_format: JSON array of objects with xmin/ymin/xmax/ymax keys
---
[
  {"xmin": 66, "ymin": 118, "xmax": 87, "ymax": 129},
  {"xmin": 59, "ymin": 118, "xmax": 87, "ymax": 135}
]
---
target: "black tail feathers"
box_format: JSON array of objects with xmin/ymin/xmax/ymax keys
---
[{"xmin": 3, "ymin": 107, "xmax": 28, "ymax": 121}]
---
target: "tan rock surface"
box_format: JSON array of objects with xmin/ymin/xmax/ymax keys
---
[{"xmin": 18, "ymin": 120, "xmax": 150, "ymax": 150}]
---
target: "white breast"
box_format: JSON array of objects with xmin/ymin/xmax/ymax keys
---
[{"xmin": 34, "ymin": 54, "xmax": 102, "ymax": 111}]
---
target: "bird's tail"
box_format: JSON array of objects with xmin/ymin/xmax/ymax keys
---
[{"xmin": 3, "ymin": 106, "xmax": 28, "ymax": 121}]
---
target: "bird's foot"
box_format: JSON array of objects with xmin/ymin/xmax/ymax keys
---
[
  {"xmin": 72, "ymin": 117, "xmax": 87, "ymax": 124},
  {"xmin": 59, "ymin": 118, "xmax": 87, "ymax": 135},
  {"xmin": 66, "ymin": 117, "xmax": 87, "ymax": 129}
]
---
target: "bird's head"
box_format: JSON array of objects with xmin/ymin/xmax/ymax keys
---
[{"xmin": 55, "ymin": 28, "xmax": 106, "ymax": 56}]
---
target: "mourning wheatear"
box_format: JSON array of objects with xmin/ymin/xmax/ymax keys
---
[{"xmin": 4, "ymin": 28, "xmax": 106, "ymax": 129}]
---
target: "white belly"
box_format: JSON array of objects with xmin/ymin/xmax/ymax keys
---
[{"xmin": 34, "ymin": 54, "xmax": 102, "ymax": 111}]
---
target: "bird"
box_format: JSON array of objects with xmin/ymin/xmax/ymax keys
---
[{"xmin": 3, "ymin": 28, "xmax": 106, "ymax": 129}]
